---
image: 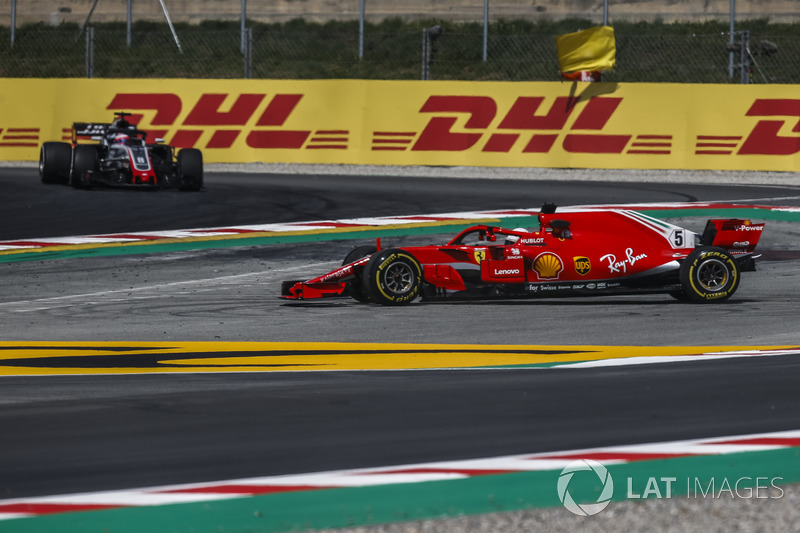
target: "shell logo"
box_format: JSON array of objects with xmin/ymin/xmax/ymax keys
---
[{"xmin": 533, "ymin": 252, "xmax": 563, "ymax": 279}]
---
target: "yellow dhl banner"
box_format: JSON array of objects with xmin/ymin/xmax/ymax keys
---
[
  {"xmin": 555, "ymin": 26, "xmax": 616, "ymax": 73},
  {"xmin": 1, "ymin": 78, "xmax": 800, "ymax": 172}
]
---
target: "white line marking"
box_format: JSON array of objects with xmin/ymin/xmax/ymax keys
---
[{"xmin": 560, "ymin": 348, "xmax": 800, "ymax": 369}]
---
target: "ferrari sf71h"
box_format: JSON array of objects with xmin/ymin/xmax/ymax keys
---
[
  {"xmin": 281, "ymin": 204, "xmax": 765, "ymax": 305},
  {"xmin": 39, "ymin": 112, "xmax": 203, "ymax": 191}
]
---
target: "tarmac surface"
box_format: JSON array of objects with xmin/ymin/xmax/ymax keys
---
[{"xmin": 1, "ymin": 164, "xmax": 799, "ymax": 531}]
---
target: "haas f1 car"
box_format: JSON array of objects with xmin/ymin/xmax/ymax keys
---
[
  {"xmin": 282, "ymin": 205, "xmax": 765, "ymax": 305},
  {"xmin": 39, "ymin": 112, "xmax": 203, "ymax": 190}
]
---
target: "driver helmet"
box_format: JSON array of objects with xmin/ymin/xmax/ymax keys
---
[
  {"xmin": 113, "ymin": 133, "xmax": 130, "ymax": 144},
  {"xmin": 505, "ymin": 228, "xmax": 528, "ymax": 245}
]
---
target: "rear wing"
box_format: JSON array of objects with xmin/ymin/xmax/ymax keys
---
[
  {"xmin": 701, "ymin": 218, "xmax": 765, "ymax": 256},
  {"xmin": 71, "ymin": 122, "xmax": 150, "ymax": 144},
  {"xmin": 72, "ymin": 122, "xmax": 111, "ymax": 143}
]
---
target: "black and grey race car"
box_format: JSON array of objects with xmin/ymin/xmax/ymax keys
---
[{"xmin": 39, "ymin": 112, "xmax": 203, "ymax": 191}]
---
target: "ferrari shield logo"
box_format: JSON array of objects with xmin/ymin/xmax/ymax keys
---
[
  {"xmin": 574, "ymin": 256, "xmax": 591, "ymax": 276},
  {"xmin": 473, "ymin": 249, "xmax": 487, "ymax": 263}
]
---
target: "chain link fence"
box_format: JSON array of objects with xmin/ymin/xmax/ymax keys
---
[{"xmin": 1, "ymin": 20, "xmax": 798, "ymax": 83}]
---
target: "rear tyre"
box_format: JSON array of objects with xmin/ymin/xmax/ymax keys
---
[
  {"xmin": 342, "ymin": 245, "xmax": 377, "ymax": 303},
  {"xmin": 178, "ymin": 148, "xmax": 203, "ymax": 191},
  {"xmin": 39, "ymin": 142, "xmax": 72, "ymax": 184},
  {"xmin": 679, "ymin": 246, "xmax": 740, "ymax": 303},
  {"xmin": 361, "ymin": 248, "xmax": 422, "ymax": 306},
  {"xmin": 71, "ymin": 145, "xmax": 98, "ymax": 189}
]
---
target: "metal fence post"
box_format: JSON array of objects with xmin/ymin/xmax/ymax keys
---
[
  {"xmin": 739, "ymin": 30, "xmax": 750, "ymax": 84},
  {"xmin": 241, "ymin": 0, "xmax": 247, "ymax": 54},
  {"xmin": 421, "ymin": 28, "xmax": 428, "ymax": 80},
  {"xmin": 729, "ymin": 0, "xmax": 735, "ymax": 78},
  {"xmin": 421, "ymin": 26, "xmax": 441, "ymax": 80},
  {"xmin": 244, "ymin": 27, "xmax": 253, "ymax": 79},
  {"xmin": 482, "ymin": 0, "xmax": 488, "ymax": 62},
  {"xmin": 86, "ymin": 27, "xmax": 94, "ymax": 78},
  {"xmin": 11, "ymin": 0, "xmax": 16, "ymax": 48},
  {"xmin": 359, "ymin": 0, "xmax": 365, "ymax": 59}
]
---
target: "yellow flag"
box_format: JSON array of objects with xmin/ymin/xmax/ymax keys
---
[{"xmin": 555, "ymin": 26, "xmax": 616, "ymax": 73}]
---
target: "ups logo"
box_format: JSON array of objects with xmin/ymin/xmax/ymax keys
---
[{"xmin": 574, "ymin": 256, "xmax": 591, "ymax": 276}]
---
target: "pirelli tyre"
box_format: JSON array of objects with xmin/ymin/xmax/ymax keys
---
[
  {"xmin": 39, "ymin": 142, "xmax": 72, "ymax": 184},
  {"xmin": 342, "ymin": 245, "xmax": 377, "ymax": 303},
  {"xmin": 70, "ymin": 145, "xmax": 98, "ymax": 189},
  {"xmin": 679, "ymin": 246, "xmax": 740, "ymax": 303},
  {"xmin": 178, "ymin": 148, "xmax": 204, "ymax": 191},
  {"xmin": 362, "ymin": 248, "xmax": 422, "ymax": 306}
]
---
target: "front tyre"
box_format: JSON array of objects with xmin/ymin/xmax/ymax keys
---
[
  {"xmin": 178, "ymin": 148, "xmax": 203, "ymax": 191},
  {"xmin": 71, "ymin": 145, "xmax": 98, "ymax": 189},
  {"xmin": 362, "ymin": 249, "xmax": 422, "ymax": 306},
  {"xmin": 39, "ymin": 142, "xmax": 72, "ymax": 184},
  {"xmin": 679, "ymin": 246, "xmax": 740, "ymax": 303},
  {"xmin": 342, "ymin": 245, "xmax": 377, "ymax": 303}
]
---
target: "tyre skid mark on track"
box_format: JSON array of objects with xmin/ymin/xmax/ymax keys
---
[
  {"xmin": 1, "ymin": 429, "xmax": 799, "ymax": 521},
  {"xmin": 0, "ymin": 262, "xmax": 337, "ymax": 312}
]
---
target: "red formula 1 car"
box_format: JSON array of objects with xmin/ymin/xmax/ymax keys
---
[
  {"xmin": 281, "ymin": 204, "xmax": 765, "ymax": 305},
  {"xmin": 39, "ymin": 112, "xmax": 203, "ymax": 190}
]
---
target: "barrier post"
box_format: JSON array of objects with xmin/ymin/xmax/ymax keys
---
[
  {"xmin": 10, "ymin": 0, "xmax": 16, "ymax": 48},
  {"xmin": 421, "ymin": 29, "xmax": 428, "ymax": 80},
  {"xmin": 739, "ymin": 30, "xmax": 750, "ymax": 84},
  {"xmin": 421, "ymin": 26, "xmax": 442, "ymax": 81},
  {"xmin": 244, "ymin": 27, "xmax": 253, "ymax": 79},
  {"xmin": 86, "ymin": 27, "xmax": 94, "ymax": 79}
]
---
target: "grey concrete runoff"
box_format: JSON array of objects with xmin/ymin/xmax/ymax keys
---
[
  {"xmin": 321, "ymin": 483, "xmax": 800, "ymax": 533},
  {"xmin": 5, "ymin": 159, "xmax": 800, "ymax": 186},
  {"xmin": 208, "ymin": 163, "xmax": 800, "ymax": 187}
]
